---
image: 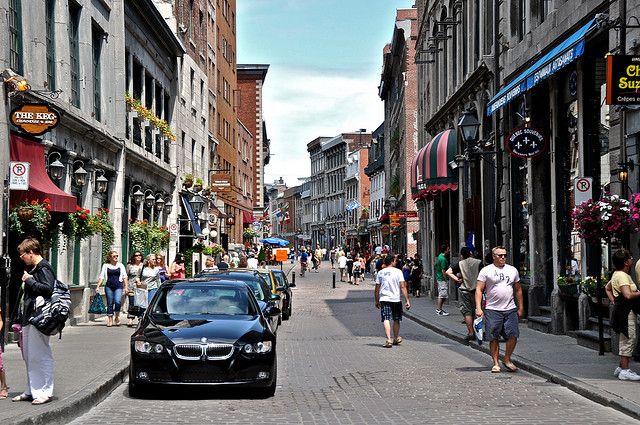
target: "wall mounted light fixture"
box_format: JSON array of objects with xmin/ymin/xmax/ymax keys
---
[{"xmin": 47, "ymin": 151, "xmax": 65, "ymax": 180}]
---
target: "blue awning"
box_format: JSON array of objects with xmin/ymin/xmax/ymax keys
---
[
  {"xmin": 180, "ymin": 194, "xmax": 203, "ymax": 237},
  {"xmin": 486, "ymin": 18, "xmax": 597, "ymax": 116}
]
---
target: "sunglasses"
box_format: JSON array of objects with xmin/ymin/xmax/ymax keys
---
[{"xmin": 495, "ymin": 254, "xmax": 507, "ymax": 258}]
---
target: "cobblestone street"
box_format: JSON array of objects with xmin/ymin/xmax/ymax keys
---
[{"xmin": 70, "ymin": 267, "xmax": 636, "ymax": 424}]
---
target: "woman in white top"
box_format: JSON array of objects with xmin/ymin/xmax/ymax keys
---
[
  {"xmin": 141, "ymin": 254, "xmax": 161, "ymax": 302},
  {"xmin": 95, "ymin": 250, "xmax": 128, "ymax": 327}
]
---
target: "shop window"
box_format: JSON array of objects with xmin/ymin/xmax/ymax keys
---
[{"xmin": 45, "ymin": 0, "xmax": 56, "ymax": 89}]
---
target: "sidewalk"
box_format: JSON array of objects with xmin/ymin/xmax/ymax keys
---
[
  {"xmin": 402, "ymin": 289, "xmax": 640, "ymax": 420},
  {"xmin": 1, "ymin": 317, "xmax": 131, "ymax": 425}
]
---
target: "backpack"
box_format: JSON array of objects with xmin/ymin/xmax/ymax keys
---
[{"xmin": 28, "ymin": 279, "xmax": 71, "ymax": 338}]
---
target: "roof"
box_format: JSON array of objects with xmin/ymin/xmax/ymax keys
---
[
  {"xmin": 237, "ymin": 64, "xmax": 270, "ymax": 81},
  {"xmin": 321, "ymin": 135, "xmax": 344, "ymax": 152}
]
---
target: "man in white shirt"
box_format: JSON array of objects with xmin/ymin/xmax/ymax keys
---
[
  {"xmin": 337, "ymin": 253, "xmax": 347, "ymax": 281},
  {"xmin": 375, "ymin": 255, "xmax": 411, "ymax": 348},
  {"xmin": 475, "ymin": 246, "xmax": 523, "ymax": 373},
  {"xmin": 247, "ymin": 253, "xmax": 259, "ymax": 269}
]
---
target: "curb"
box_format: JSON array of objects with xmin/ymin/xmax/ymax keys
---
[
  {"xmin": 11, "ymin": 355, "xmax": 129, "ymax": 425},
  {"xmin": 404, "ymin": 311, "xmax": 640, "ymax": 420}
]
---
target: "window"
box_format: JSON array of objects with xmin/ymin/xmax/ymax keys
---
[
  {"xmin": 9, "ymin": 0, "xmax": 23, "ymax": 74},
  {"xmin": 69, "ymin": 2, "xmax": 81, "ymax": 107},
  {"xmin": 190, "ymin": 68, "xmax": 195, "ymax": 104},
  {"xmin": 92, "ymin": 25, "xmax": 103, "ymax": 121},
  {"xmin": 45, "ymin": 0, "xmax": 56, "ymax": 89},
  {"xmin": 517, "ymin": 0, "xmax": 527, "ymax": 42}
]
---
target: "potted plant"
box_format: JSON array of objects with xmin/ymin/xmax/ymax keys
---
[
  {"xmin": 201, "ymin": 186, "xmax": 211, "ymax": 197},
  {"xmin": 183, "ymin": 173, "xmax": 194, "ymax": 188},
  {"xmin": 573, "ymin": 193, "xmax": 634, "ymax": 244},
  {"xmin": 193, "ymin": 177, "xmax": 204, "ymax": 192},
  {"xmin": 556, "ymin": 275, "xmax": 579, "ymax": 296},
  {"xmin": 9, "ymin": 200, "xmax": 52, "ymax": 238}
]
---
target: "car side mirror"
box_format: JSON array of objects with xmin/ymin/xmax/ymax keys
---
[
  {"xmin": 270, "ymin": 293, "xmax": 281, "ymax": 301},
  {"xmin": 265, "ymin": 306, "xmax": 281, "ymax": 317},
  {"xmin": 129, "ymin": 306, "xmax": 146, "ymax": 317}
]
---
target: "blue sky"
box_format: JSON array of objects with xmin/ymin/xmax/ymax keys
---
[{"xmin": 237, "ymin": 0, "xmax": 415, "ymax": 187}]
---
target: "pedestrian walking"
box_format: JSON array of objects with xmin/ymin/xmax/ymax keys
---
[
  {"xmin": 141, "ymin": 254, "xmax": 161, "ymax": 302},
  {"xmin": 346, "ymin": 255, "xmax": 354, "ymax": 284},
  {"xmin": 352, "ymin": 256, "xmax": 363, "ymax": 285},
  {"xmin": 13, "ymin": 238, "xmax": 56, "ymax": 404},
  {"xmin": 446, "ymin": 247, "xmax": 482, "ymax": 340},
  {"xmin": 217, "ymin": 254, "xmax": 230, "ymax": 271},
  {"xmin": 0, "ymin": 305, "xmax": 9, "ymax": 399},
  {"xmin": 125, "ymin": 251, "xmax": 143, "ymax": 327},
  {"xmin": 169, "ymin": 253, "xmax": 186, "ymax": 279},
  {"xmin": 337, "ymin": 252, "xmax": 347, "ymax": 281},
  {"xmin": 95, "ymin": 250, "xmax": 128, "ymax": 327},
  {"xmin": 475, "ymin": 246, "xmax": 523, "ymax": 373},
  {"xmin": 202, "ymin": 256, "xmax": 219, "ymax": 272},
  {"xmin": 314, "ymin": 244, "xmax": 323, "ymax": 271},
  {"xmin": 374, "ymin": 255, "xmax": 411, "ymax": 348},
  {"xmin": 156, "ymin": 253, "xmax": 168, "ymax": 283},
  {"xmin": 330, "ymin": 248, "xmax": 336, "ymax": 269},
  {"xmin": 605, "ymin": 249, "xmax": 640, "ymax": 381},
  {"xmin": 247, "ymin": 253, "xmax": 259, "ymax": 269},
  {"xmin": 435, "ymin": 244, "xmax": 450, "ymax": 315},
  {"xmin": 410, "ymin": 259, "xmax": 423, "ymax": 297}
]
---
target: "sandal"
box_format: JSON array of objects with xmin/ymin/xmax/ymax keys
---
[
  {"xmin": 12, "ymin": 393, "xmax": 32, "ymax": 402},
  {"xmin": 393, "ymin": 337, "xmax": 403, "ymax": 345},
  {"xmin": 383, "ymin": 339, "xmax": 393, "ymax": 348},
  {"xmin": 0, "ymin": 386, "xmax": 9, "ymax": 399},
  {"xmin": 491, "ymin": 365, "xmax": 501, "ymax": 373},
  {"xmin": 502, "ymin": 361, "xmax": 518, "ymax": 372},
  {"xmin": 32, "ymin": 397, "xmax": 51, "ymax": 405}
]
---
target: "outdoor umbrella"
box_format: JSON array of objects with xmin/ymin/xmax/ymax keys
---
[{"xmin": 260, "ymin": 237, "xmax": 289, "ymax": 246}]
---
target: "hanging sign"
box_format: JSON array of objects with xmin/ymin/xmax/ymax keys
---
[
  {"xmin": 505, "ymin": 127, "xmax": 546, "ymax": 159},
  {"xmin": 210, "ymin": 173, "xmax": 232, "ymax": 193},
  {"xmin": 10, "ymin": 103, "xmax": 60, "ymax": 135},
  {"xmin": 606, "ymin": 55, "xmax": 640, "ymax": 105}
]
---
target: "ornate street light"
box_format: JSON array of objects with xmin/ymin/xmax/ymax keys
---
[
  {"xmin": 73, "ymin": 160, "xmax": 88, "ymax": 187},
  {"xmin": 155, "ymin": 194, "xmax": 166, "ymax": 211},
  {"xmin": 164, "ymin": 200, "xmax": 173, "ymax": 215},
  {"xmin": 458, "ymin": 110, "xmax": 480, "ymax": 145},
  {"xmin": 144, "ymin": 190, "xmax": 155, "ymax": 208},
  {"xmin": 131, "ymin": 185, "xmax": 145, "ymax": 205},
  {"xmin": 94, "ymin": 169, "xmax": 108, "ymax": 194},
  {"xmin": 190, "ymin": 194, "xmax": 205, "ymax": 214},
  {"xmin": 47, "ymin": 151, "xmax": 65, "ymax": 181}
]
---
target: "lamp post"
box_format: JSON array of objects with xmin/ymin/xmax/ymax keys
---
[
  {"xmin": 384, "ymin": 196, "xmax": 398, "ymax": 251},
  {"xmin": 458, "ymin": 110, "xmax": 481, "ymax": 200}
]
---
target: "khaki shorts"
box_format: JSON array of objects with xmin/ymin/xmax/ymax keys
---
[
  {"xmin": 619, "ymin": 311, "xmax": 638, "ymax": 357},
  {"xmin": 437, "ymin": 281, "xmax": 448, "ymax": 299},
  {"xmin": 458, "ymin": 290, "xmax": 476, "ymax": 317}
]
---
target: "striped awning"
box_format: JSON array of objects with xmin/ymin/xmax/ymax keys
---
[{"xmin": 411, "ymin": 129, "xmax": 458, "ymax": 201}]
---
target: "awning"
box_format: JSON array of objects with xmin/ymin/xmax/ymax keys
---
[
  {"xmin": 242, "ymin": 210, "xmax": 254, "ymax": 224},
  {"xmin": 378, "ymin": 212, "xmax": 389, "ymax": 224},
  {"xmin": 9, "ymin": 133, "xmax": 76, "ymax": 213},
  {"xmin": 180, "ymin": 194, "xmax": 203, "ymax": 237},
  {"xmin": 411, "ymin": 129, "xmax": 458, "ymax": 201},
  {"xmin": 486, "ymin": 17, "xmax": 597, "ymax": 116}
]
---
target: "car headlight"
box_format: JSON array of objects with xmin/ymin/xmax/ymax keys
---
[
  {"xmin": 242, "ymin": 341, "xmax": 272, "ymax": 354},
  {"xmin": 134, "ymin": 341, "xmax": 164, "ymax": 354}
]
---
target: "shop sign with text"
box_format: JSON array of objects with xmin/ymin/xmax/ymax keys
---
[
  {"xmin": 506, "ymin": 127, "xmax": 546, "ymax": 159},
  {"xmin": 607, "ymin": 55, "xmax": 640, "ymax": 105},
  {"xmin": 10, "ymin": 103, "xmax": 60, "ymax": 135},
  {"xmin": 210, "ymin": 173, "xmax": 231, "ymax": 193}
]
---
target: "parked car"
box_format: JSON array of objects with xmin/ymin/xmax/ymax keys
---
[
  {"xmin": 195, "ymin": 269, "xmax": 281, "ymax": 333},
  {"xmin": 128, "ymin": 278, "xmax": 280, "ymax": 398},
  {"xmin": 270, "ymin": 269, "xmax": 292, "ymax": 320}
]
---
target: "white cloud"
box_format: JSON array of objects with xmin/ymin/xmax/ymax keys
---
[{"xmin": 263, "ymin": 65, "xmax": 383, "ymax": 187}]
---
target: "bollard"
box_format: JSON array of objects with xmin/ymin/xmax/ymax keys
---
[
  {"xmin": 291, "ymin": 271, "xmax": 296, "ymax": 287},
  {"xmin": 332, "ymin": 270, "xmax": 336, "ymax": 289}
]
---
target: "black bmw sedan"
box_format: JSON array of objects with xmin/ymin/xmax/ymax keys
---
[{"xmin": 128, "ymin": 278, "xmax": 280, "ymax": 398}]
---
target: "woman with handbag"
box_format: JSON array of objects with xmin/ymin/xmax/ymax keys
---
[
  {"xmin": 13, "ymin": 238, "xmax": 55, "ymax": 405},
  {"xmin": 141, "ymin": 254, "xmax": 161, "ymax": 303},
  {"xmin": 125, "ymin": 251, "xmax": 143, "ymax": 327},
  {"xmin": 95, "ymin": 251, "xmax": 128, "ymax": 327}
]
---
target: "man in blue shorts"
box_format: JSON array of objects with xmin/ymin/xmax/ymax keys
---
[
  {"xmin": 475, "ymin": 246, "xmax": 524, "ymax": 373},
  {"xmin": 375, "ymin": 255, "xmax": 411, "ymax": 348}
]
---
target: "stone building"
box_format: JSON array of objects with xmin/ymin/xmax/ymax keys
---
[
  {"xmin": 365, "ymin": 124, "xmax": 386, "ymax": 247},
  {"xmin": 307, "ymin": 137, "xmax": 330, "ymax": 248}
]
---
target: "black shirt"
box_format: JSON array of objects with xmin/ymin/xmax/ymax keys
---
[{"xmin": 22, "ymin": 259, "xmax": 56, "ymax": 326}]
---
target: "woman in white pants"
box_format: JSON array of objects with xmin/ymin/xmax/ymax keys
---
[{"xmin": 12, "ymin": 238, "xmax": 55, "ymax": 405}]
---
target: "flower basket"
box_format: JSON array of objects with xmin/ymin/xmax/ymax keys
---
[
  {"xmin": 183, "ymin": 173, "xmax": 194, "ymax": 188},
  {"xmin": 201, "ymin": 187, "xmax": 211, "ymax": 197},
  {"xmin": 572, "ymin": 194, "xmax": 634, "ymax": 244},
  {"xmin": 18, "ymin": 207, "xmax": 34, "ymax": 220},
  {"xmin": 9, "ymin": 200, "xmax": 52, "ymax": 238},
  {"xmin": 129, "ymin": 219, "xmax": 169, "ymax": 253},
  {"xmin": 557, "ymin": 283, "xmax": 579, "ymax": 296}
]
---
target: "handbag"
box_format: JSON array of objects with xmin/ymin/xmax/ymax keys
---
[
  {"xmin": 88, "ymin": 293, "xmax": 107, "ymax": 314},
  {"xmin": 134, "ymin": 288, "xmax": 148, "ymax": 309}
]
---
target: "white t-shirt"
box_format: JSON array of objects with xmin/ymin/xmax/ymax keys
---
[
  {"xmin": 376, "ymin": 266, "xmax": 405, "ymax": 302},
  {"xmin": 338, "ymin": 256, "xmax": 347, "ymax": 268},
  {"xmin": 477, "ymin": 263, "xmax": 520, "ymax": 311},
  {"xmin": 247, "ymin": 258, "xmax": 259, "ymax": 269}
]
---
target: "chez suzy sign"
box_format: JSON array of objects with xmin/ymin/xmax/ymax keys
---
[
  {"xmin": 10, "ymin": 103, "xmax": 60, "ymax": 136},
  {"xmin": 506, "ymin": 127, "xmax": 547, "ymax": 159}
]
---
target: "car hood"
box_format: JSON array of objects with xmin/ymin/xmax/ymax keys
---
[{"xmin": 144, "ymin": 315, "xmax": 263, "ymax": 344}]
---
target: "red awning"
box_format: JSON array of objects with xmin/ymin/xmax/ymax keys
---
[
  {"xmin": 242, "ymin": 210, "xmax": 254, "ymax": 223},
  {"xmin": 10, "ymin": 133, "xmax": 76, "ymax": 213},
  {"xmin": 378, "ymin": 212, "xmax": 389, "ymax": 224},
  {"xmin": 411, "ymin": 129, "xmax": 458, "ymax": 201}
]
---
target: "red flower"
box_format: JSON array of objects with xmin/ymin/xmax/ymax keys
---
[
  {"xmin": 31, "ymin": 200, "xmax": 38, "ymax": 205},
  {"xmin": 43, "ymin": 198, "xmax": 51, "ymax": 204},
  {"xmin": 76, "ymin": 206, "xmax": 82, "ymax": 211},
  {"xmin": 80, "ymin": 214, "xmax": 87, "ymax": 219},
  {"xmin": 143, "ymin": 219, "xmax": 148, "ymax": 223}
]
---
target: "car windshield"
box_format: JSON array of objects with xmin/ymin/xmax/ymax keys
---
[
  {"xmin": 150, "ymin": 285, "xmax": 257, "ymax": 316},
  {"xmin": 273, "ymin": 272, "xmax": 286, "ymax": 288}
]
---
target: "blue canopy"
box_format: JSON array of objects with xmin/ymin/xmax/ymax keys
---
[
  {"xmin": 260, "ymin": 237, "xmax": 289, "ymax": 246},
  {"xmin": 486, "ymin": 18, "xmax": 597, "ymax": 116}
]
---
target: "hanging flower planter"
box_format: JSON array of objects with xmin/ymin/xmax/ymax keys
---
[
  {"xmin": 183, "ymin": 173, "xmax": 194, "ymax": 188},
  {"xmin": 18, "ymin": 207, "xmax": 34, "ymax": 220}
]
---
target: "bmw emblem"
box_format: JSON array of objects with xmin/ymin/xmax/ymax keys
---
[{"xmin": 200, "ymin": 337, "xmax": 207, "ymax": 343}]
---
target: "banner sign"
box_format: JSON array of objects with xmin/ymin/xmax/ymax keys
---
[
  {"xmin": 505, "ymin": 127, "xmax": 546, "ymax": 159},
  {"xmin": 390, "ymin": 211, "xmax": 418, "ymax": 219},
  {"xmin": 10, "ymin": 103, "xmax": 60, "ymax": 135},
  {"xmin": 606, "ymin": 55, "xmax": 640, "ymax": 105}
]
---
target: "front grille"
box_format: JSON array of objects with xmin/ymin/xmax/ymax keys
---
[
  {"xmin": 206, "ymin": 344, "xmax": 234, "ymax": 360},
  {"xmin": 174, "ymin": 344, "xmax": 204, "ymax": 360}
]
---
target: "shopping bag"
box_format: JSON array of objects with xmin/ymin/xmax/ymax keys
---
[
  {"xmin": 88, "ymin": 293, "xmax": 107, "ymax": 314},
  {"xmin": 134, "ymin": 288, "xmax": 148, "ymax": 309},
  {"xmin": 474, "ymin": 316, "xmax": 484, "ymax": 345}
]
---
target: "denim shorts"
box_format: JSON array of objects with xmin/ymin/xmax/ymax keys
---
[
  {"xmin": 485, "ymin": 308, "xmax": 519, "ymax": 341},
  {"xmin": 380, "ymin": 301, "xmax": 403, "ymax": 322}
]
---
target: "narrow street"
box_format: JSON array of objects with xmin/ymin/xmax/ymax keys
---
[{"xmin": 70, "ymin": 266, "xmax": 635, "ymax": 424}]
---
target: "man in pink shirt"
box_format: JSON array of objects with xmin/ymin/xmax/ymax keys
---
[{"xmin": 475, "ymin": 246, "xmax": 524, "ymax": 373}]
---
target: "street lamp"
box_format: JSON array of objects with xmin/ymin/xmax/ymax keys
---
[
  {"xmin": 458, "ymin": 110, "xmax": 480, "ymax": 145},
  {"xmin": 47, "ymin": 151, "xmax": 65, "ymax": 181},
  {"xmin": 94, "ymin": 169, "xmax": 108, "ymax": 194},
  {"xmin": 73, "ymin": 160, "xmax": 88, "ymax": 187},
  {"xmin": 131, "ymin": 185, "xmax": 145, "ymax": 205},
  {"xmin": 155, "ymin": 194, "xmax": 165, "ymax": 211},
  {"xmin": 190, "ymin": 194, "xmax": 205, "ymax": 214},
  {"xmin": 144, "ymin": 190, "xmax": 155, "ymax": 208},
  {"xmin": 164, "ymin": 200, "xmax": 173, "ymax": 215}
]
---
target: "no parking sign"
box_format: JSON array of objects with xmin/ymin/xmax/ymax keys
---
[
  {"xmin": 9, "ymin": 161, "xmax": 30, "ymax": 190},
  {"xmin": 574, "ymin": 177, "xmax": 592, "ymax": 206}
]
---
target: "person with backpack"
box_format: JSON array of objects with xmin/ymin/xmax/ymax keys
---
[
  {"xmin": 13, "ymin": 238, "xmax": 56, "ymax": 405},
  {"xmin": 352, "ymin": 256, "xmax": 362, "ymax": 285}
]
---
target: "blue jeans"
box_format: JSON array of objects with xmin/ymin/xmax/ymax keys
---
[
  {"xmin": 148, "ymin": 288, "xmax": 158, "ymax": 304},
  {"xmin": 104, "ymin": 287, "xmax": 123, "ymax": 316}
]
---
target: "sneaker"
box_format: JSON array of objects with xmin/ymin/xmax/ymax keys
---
[
  {"xmin": 435, "ymin": 309, "xmax": 442, "ymax": 315},
  {"xmin": 614, "ymin": 367, "xmax": 622, "ymax": 377},
  {"xmin": 618, "ymin": 369, "xmax": 640, "ymax": 381},
  {"xmin": 437, "ymin": 310, "xmax": 450, "ymax": 316}
]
